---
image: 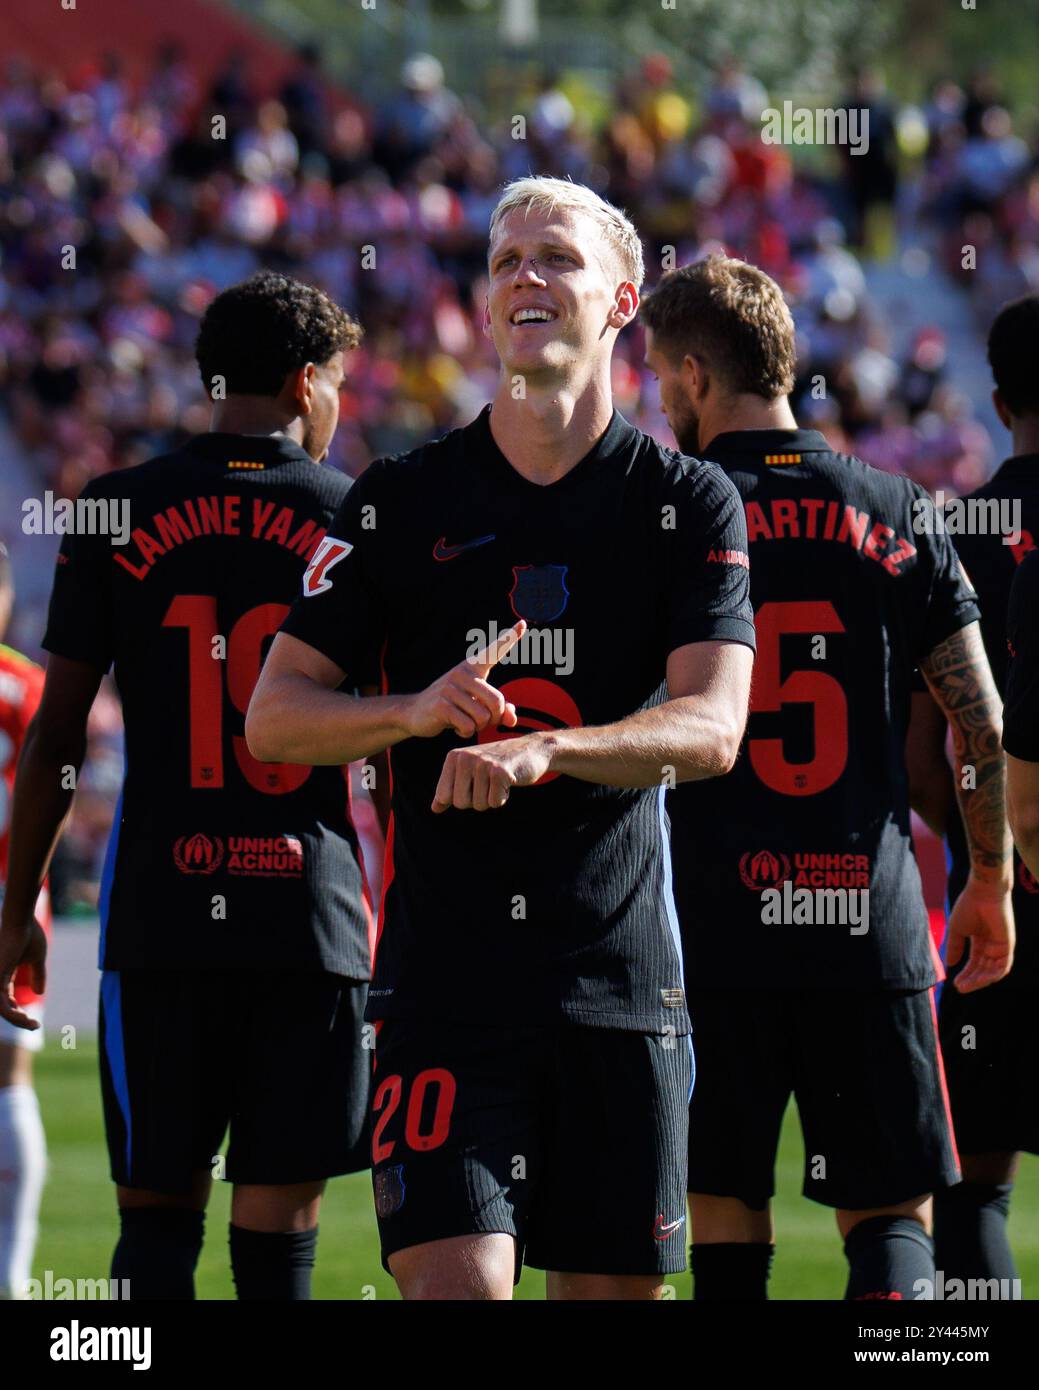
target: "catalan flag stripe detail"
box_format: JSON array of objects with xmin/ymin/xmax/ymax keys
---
[{"xmin": 764, "ymin": 453, "xmax": 802, "ymax": 465}]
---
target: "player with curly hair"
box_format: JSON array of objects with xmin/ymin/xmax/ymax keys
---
[{"xmin": 0, "ymin": 272, "xmax": 370, "ymax": 1300}]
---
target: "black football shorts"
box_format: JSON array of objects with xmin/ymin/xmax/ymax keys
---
[
  {"xmin": 369, "ymin": 1018, "xmax": 692, "ymax": 1279},
  {"xmin": 939, "ymin": 976, "xmax": 1039, "ymax": 1156},
  {"xmin": 687, "ymin": 986, "xmax": 960, "ymax": 1210},
  {"xmin": 99, "ymin": 968, "xmax": 372, "ymax": 1191}
]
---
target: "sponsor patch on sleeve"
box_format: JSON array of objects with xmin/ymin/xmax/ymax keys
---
[
  {"xmin": 302, "ymin": 536, "xmax": 353, "ymax": 596},
  {"xmin": 705, "ymin": 547, "xmax": 750, "ymax": 569}
]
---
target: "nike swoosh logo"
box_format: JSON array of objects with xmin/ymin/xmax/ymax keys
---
[
  {"xmin": 433, "ymin": 534, "xmax": 496, "ymax": 561},
  {"xmin": 653, "ymin": 1214, "xmax": 686, "ymax": 1241}
]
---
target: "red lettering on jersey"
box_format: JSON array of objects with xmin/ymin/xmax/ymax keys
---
[
  {"xmin": 113, "ymin": 552, "xmax": 151, "ymax": 581},
  {"xmin": 863, "ymin": 520, "xmax": 894, "ymax": 563},
  {"xmin": 153, "ymin": 505, "xmax": 194, "ymax": 550},
  {"xmin": 771, "ymin": 499, "xmax": 800, "ymax": 539},
  {"xmin": 740, "ymin": 494, "xmax": 917, "ymax": 576},
  {"xmin": 802, "ymin": 498, "xmax": 825, "ymax": 538},
  {"xmin": 197, "ymin": 496, "xmax": 222, "ymax": 533},
  {"xmin": 252, "ymin": 499, "xmax": 277, "ymax": 537},
  {"xmin": 882, "ymin": 537, "xmax": 917, "ymax": 575},
  {"xmin": 133, "ymin": 527, "xmax": 166, "ymax": 566},
  {"xmin": 745, "ymin": 501, "xmax": 773, "ymax": 541},
  {"xmin": 707, "ymin": 548, "xmax": 750, "ymax": 569},
  {"xmin": 836, "ymin": 505, "xmax": 869, "ymax": 551},
  {"xmin": 264, "ymin": 506, "xmax": 294, "ymax": 545},
  {"xmin": 223, "ymin": 495, "xmax": 241, "ymax": 535},
  {"xmin": 288, "ymin": 519, "xmax": 324, "ymax": 559}
]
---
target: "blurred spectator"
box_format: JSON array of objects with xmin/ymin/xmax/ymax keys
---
[
  {"xmin": 279, "ymin": 42, "xmax": 328, "ymax": 159},
  {"xmin": 374, "ymin": 54, "xmax": 462, "ymax": 180},
  {"xmin": 836, "ymin": 68, "xmax": 899, "ymax": 255},
  {"xmin": 705, "ymin": 56, "xmax": 767, "ymax": 128}
]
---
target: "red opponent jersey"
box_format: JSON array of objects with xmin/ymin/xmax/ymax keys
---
[
  {"xmin": 0, "ymin": 640, "xmax": 50, "ymax": 1004},
  {"xmin": 0, "ymin": 641, "xmax": 45, "ymax": 883}
]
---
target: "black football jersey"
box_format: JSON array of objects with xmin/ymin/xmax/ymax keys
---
[
  {"xmin": 951, "ymin": 458, "xmax": 1039, "ymax": 984},
  {"xmin": 668, "ymin": 428, "xmax": 979, "ymax": 990},
  {"xmin": 280, "ymin": 405, "xmax": 756, "ymax": 1034},
  {"xmin": 42, "ymin": 433, "xmax": 372, "ymax": 977}
]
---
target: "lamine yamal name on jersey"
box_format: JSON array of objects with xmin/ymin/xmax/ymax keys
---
[{"xmin": 107, "ymin": 494, "xmax": 328, "ymax": 581}]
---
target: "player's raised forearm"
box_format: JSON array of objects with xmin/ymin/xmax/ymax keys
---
[
  {"xmin": 0, "ymin": 718, "xmax": 80, "ymax": 932},
  {"xmin": 249, "ymin": 624, "xmax": 526, "ymax": 765},
  {"xmin": 921, "ymin": 622, "xmax": 1012, "ymax": 887},
  {"xmin": 542, "ymin": 695, "xmax": 745, "ymax": 788},
  {"xmin": 246, "ymin": 673, "xmax": 413, "ymax": 765}
]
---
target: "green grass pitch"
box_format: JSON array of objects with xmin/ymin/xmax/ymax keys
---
[{"xmin": 31, "ymin": 1038, "xmax": 1039, "ymax": 1300}]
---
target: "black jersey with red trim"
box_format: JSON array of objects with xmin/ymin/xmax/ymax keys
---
[
  {"xmin": 41, "ymin": 433, "xmax": 372, "ymax": 977},
  {"xmin": 667, "ymin": 428, "xmax": 979, "ymax": 990},
  {"xmin": 279, "ymin": 405, "xmax": 755, "ymax": 1033},
  {"xmin": 943, "ymin": 457, "xmax": 1039, "ymax": 983}
]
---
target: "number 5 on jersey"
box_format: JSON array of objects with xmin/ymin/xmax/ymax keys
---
[{"xmin": 749, "ymin": 600, "xmax": 848, "ymax": 797}]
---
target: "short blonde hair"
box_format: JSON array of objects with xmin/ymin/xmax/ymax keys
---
[{"xmin": 489, "ymin": 176, "xmax": 645, "ymax": 289}]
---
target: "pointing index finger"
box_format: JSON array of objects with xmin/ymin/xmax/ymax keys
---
[{"xmin": 467, "ymin": 619, "xmax": 526, "ymax": 675}]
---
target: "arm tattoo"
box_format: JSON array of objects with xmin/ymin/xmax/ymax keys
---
[{"xmin": 921, "ymin": 621, "xmax": 1010, "ymax": 875}]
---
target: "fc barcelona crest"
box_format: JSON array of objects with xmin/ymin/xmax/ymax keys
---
[
  {"xmin": 374, "ymin": 1164, "xmax": 406, "ymax": 1217},
  {"xmin": 509, "ymin": 564, "xmax": 570, "ymax": 623}
]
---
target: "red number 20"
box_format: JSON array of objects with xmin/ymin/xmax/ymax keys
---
[
  {"xmin": 372, "ymin": 1068, "xmax": 457, "ymax": 1163},
  {"xmin": 749, "ymin": 600, "xmax": 848, "ymax": 797}
]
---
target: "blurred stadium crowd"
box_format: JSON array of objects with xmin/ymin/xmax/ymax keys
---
[{"xmin": 1, "ymin": 41, "xmax": 1037, "ymax": 907}]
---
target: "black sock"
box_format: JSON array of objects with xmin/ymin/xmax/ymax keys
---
[
  {"xmin": 111, "ymin": 1207, "xmax": 205, "ymax": 1300},
  {"xmin": 229, "ymin": 1225, "xmax": 319, "ymax": 1300},
  {"xmin": 934, "ymin": 1182, "xmax": 1018, "ymax": 1287},
  {"xmin": 843, "ymin": 1215, "xmax": 934, "ymax": 1300},
  {"xmin": 691, "ymin": 1242, "xmax": 774, "ymax": 1300}
]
